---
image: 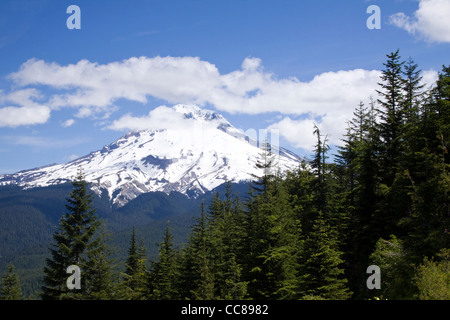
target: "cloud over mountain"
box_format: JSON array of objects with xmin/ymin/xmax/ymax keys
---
[
  {"xmin": 6, "ymin": 56, "xmax": 382, "ymax": 119},
  {"xmin": 1, "ymin": 55, "xmax": 438, "ymax": 150}
]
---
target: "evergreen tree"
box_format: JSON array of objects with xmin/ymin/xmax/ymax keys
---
[
  {"xmin": 335, "ymin": 101, "xmax": 378, "ymax": 298},
  {"xmin": 148, "ymin": 225, "xmax": 179, "ymax": 300},
  {"xmin": 0, "ymin": 264, "xmax": 23, "ymax": 300},
  {"xmin": 376, "ymin": 49, "xmax": 406, "ymax": 183},
  {"xmin": 204, "ymin": 182, "xmax": 248, "ymax": 299},
  {"xmin": 369, "ymin": 235, "xmax": 414, "ymax": 299},
  {"xmin": 41, "ymin": 170, "xmax": 101, "ymax": 300},
  {"xmin": 82, "ymin": 226, "xmax": 117, "ymax": 300},
  {"xmin": 402, "ymin": 65, "xmax": 450, "ymax": 263},
  {"xmin": 251, "ymin": 137, "xmax": 277, "ymax": 194},
  {"xmin": 178, "ymin": 202, "xmax": 215, "ymax": 300},
  {"xmin": 293, "ymin": 126, "xmax": 351, "ymax": 300},
  {"xmin": 403, "ymin": 57, "xmax": 425, "ymax": 120},
  {"xmin": 298, "ymin": 211, "xmax": 351, "ymax": 300},
  {"xmin": 223, "ymin": 255, "xmax": 247, "ymax": 300},
  {"xmin": 122, "ymin": 227, "xmax": 148, "ymax": 299},
  {"xmin": 373, "ymin": 50, "xmax": 411, "ymax": 244},
  {"xmin": 220, "ymin": 186, "xmax": 248, "ymax": 299},
  {"xmin": 311, "ymin": 124, "xmax": 329, "ymax": 215},
  {"xmin": 244, "ymin": 175, "xmax": 301, "ymax": 299}
]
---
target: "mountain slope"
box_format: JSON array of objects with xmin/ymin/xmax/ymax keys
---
[{"xmin": 0, "ymin": 104, "xmax": 301, "ymax": 207}]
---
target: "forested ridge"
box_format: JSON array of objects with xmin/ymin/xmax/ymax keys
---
[{"xmin": 1, "ymin": 50, "xmax": 449, "ymax": 300}]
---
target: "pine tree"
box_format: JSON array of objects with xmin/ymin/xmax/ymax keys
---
[
  {"xmin": 376, "ymin": 49, "xmax": 406, "ymax": 185},
  {"xmin": 82, "ymin": 226, "xmax": 117, "ymax": 300},
  {"xmin": 372, "ymin": 50, "xmax": 413, "ymax": 245},
  {"xmin": 223, "ymin": 255, "xmax": 247, "ymax": 300},
  {"xmin": 294, "ymin": 125, "xmax": 351, "ymax": 300},
  {"xmin": 178, "ymin": 202, "xmax": 215, "ymax": 300},
  {"xmin": 0, "ymin": 264, "xmax": 23, "ymax": 300},
  {"xmin": 252, "ymin": 137, "xmax": 277, "ymax": 194},
  {"xmin": 220, "ymin": 185, "xmax": 248, "ymax": 299},
  {"xmin": 311, "ymin": 124, "xmax": 329, "ymax": 214},
  {"xmin": 148, "ymin": 225, "xmax": 179, "ymax": 300},
  {"xmin": 243, "ymin": 175, "xmax": 301, "ymax": 299},
  {"xmin": 122, "ymin": 227, "xmax": 148, "ymax": 299},
  {"xmin": 402, "ymin": 65, "xmax": 450, "ymax": 263},
  {"xmin": 403, "ymin": 57, "xmax": 425, "ymax": 120},
  {"xmin": 369, "ymin": 235, "xmax": 415, "ymax": 299},
  {"xmin": 334, "ymin": 101, "xmax": 379, "ymax": 298},
  {"xmin": 41, "ymin": 170, "xmax": 101, "ymax": 300},
  {"xmin": 298, "ymin": 211, "xmax": 351, "ymax": 300},
  {"xmin": 202, "ymin": 182, "xmax": 248, "ymax": 299}
]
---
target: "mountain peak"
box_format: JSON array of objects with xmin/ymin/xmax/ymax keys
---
[
  {"xmin": 173, "ymin": 104, "xmax": 227, "ymax": 123},
  {"xmin": 0, "ymin": 105, "xmax": 301, "ymax": 207}
]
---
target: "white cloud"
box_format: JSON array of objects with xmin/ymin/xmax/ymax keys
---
[
  {"xmin": 0, "ymin": 89, "xmax": 50, "ymax": 127},
  {"xmin": 268, "ymin": 110, "xmax": 351, "ymax": 152},
  {"xmin": 268, "ymin": 117, "xmax": 318, "ymax": 151},
  {"xmin": 108, "ymin": 105, "xmax": 188, "ymax": 131},
  {"xmin": 62, "ymin": 119, "xmax": 75, "ymax": 127},
  {"xmin": 0, "ymin": 105, "xmax": 50, "ymax": 128},
  {"xmin": 108, "ymin": 105, "xmax": 227, "ymax": 133},
  {"xmin": 421, "ymin": 69, "xmax": 439, "ymax": 89},
  {"xmin": 8, "ymin": 56, "xmax": 382, "ymax": 119},
  {"xmin": 389, "ymin": 0, "xmax": 450, "ymax": 43},
  {"xmin": 4, "ymin": 55, "xmax": 438, "ymax": 143}
]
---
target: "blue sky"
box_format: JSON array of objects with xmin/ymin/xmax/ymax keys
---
[{"xmin": 0, "ymin": 0, "xmax": 449, "ymax": 173}]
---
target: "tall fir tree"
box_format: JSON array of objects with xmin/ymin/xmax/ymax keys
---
[
  {"xmin": 122, "ymin": 227, "xmax": 148, "ymax": 299},
  {"xmin": 41, "ymin": 170, "xmax": 101, "ymax": 300},
  {"xmin": 402, "ymin": 65, "xmax": 450, "ymax": 263},
  {"xmin": 251, "ymin": 136, "xmax": 277, "ymax": 194},
  {"xmin": 82, "ymin": 225, "xmax": 117, "ymax": 300},
  {"xmin": 244, "ymin": 163, "xmax": 301, "ymax": 300},
  {"xmin": 295, "ymin": 126, "xmax": 351, "ymax": 300},
  {"xmin": 178, "ymin": 201, "xmax": 215, "ymax": 300},
  {"xmin": 373, "ymin": 49, "xmax": 411, "ymax": 244},
  {"xmin": 148, "ymin": 225, "xmax": 180, "ymax": 300},
  {"xmin": 376, "ymin": 49, "xmax": 406, "ymax": 185},
  {"xmin": 298, "ymin": 211, "xmax": 351, "ymax": 300},
  {"xmin": 403, "ymin": 57, "xmax": 425, "ymax": 121},
  {"xmin": 336, "ymin": 99, "xmax": 384, "ymax": 298}
]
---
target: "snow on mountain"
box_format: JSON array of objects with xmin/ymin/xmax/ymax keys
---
[{"xmin": 0, "ymin": 105, "xmax": 301, "ymax": 207}]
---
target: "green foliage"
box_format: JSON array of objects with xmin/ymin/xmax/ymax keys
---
[
  {"xmin": 414, "ymin": 249, "xmax": 450, "ymax": 300},
  {"xmin": 369, "ymin": 235, "xmax": 414, "ymax": 299},
  {"xmin": 82, "ymin": 226, "xmax": 118, "ymax": 300},
  {"xmin": 244, "ymin": 177, "xmax": 301, "ymax": 299},
  {"xmin": 298, "ymin": 211, "xmax": 351, "ymax": 300},
  {"xmin": 337, "ymin": 54, "xmax": 449, "ymax": 300},
  {"xmin": 40, "ymin": 170, "xmax": 104, "ymax": 300},
  {"xmin": 120, "ymin": 227, "xmax": 148, "ymax": 300},
  {"xmin": 147, "ymin": 225, "xmax": 180, "ymax": 300},
  {"xmin": 0, "ymin": 264, "xmax": 23, "ymax": 300}
]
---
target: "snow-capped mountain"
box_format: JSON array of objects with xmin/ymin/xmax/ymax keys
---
[{"xmin": 0, "ymin": 105, "xmax": 301, "ymax": 207}]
